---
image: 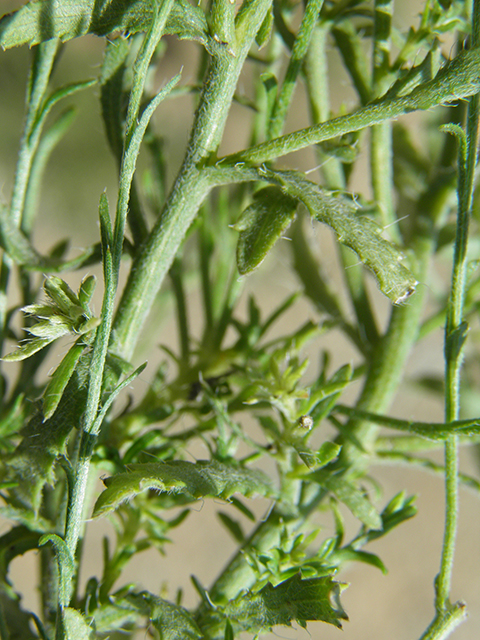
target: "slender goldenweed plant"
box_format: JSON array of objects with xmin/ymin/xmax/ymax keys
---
[{"xmin": 0, "ymin": 0, "xmax": 480, "ymax": 638}]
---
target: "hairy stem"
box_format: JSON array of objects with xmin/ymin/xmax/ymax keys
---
[
  {"xmin": 436, "ymin": 9, "xmax": 480, "ymax": 616},
  {"xmin": 222, "ymin": 47, "xmax": 480, "ymax": 165},
  {"xmin": 111, "ymin": 0, "xmax": 273, "ymax": 360}
]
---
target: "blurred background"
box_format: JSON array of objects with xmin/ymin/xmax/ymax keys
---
[{"xmin": 0, "ymin": 1, "xmax": 479, "ymax": 638}]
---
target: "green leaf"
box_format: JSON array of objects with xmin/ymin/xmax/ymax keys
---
[
  {"xmin": 217, "ymin": 512, "xmax": 245, "ymax": 543},
  {"xmin": 234, "ymin": 186, "xmax": 298, "ymax": 275},
  {"xmin": 92, "ymin": 598, "xmax": 143, "ymax": 635},
  {"xmin": 0, "ymin": 202, "xmax": 100, "ymax": 270},
  {"xmin": 301, "ymin": 363, "xmax": 354, "ymax": 417},
  {"xmin": 334, "ymin": 404, "xmax": 480, "ymax": 440},
  {"xmin": 93, "ymin": 459, "xmax": 275, "ymax": 517},
  {"xmin": 62, "ymin": 608, "xmax": 94, "ymax": 640},
  {"xmin": 90, "ymin": 362, "xmax": 147, "ymax": 434},
  {"xmin": 224, "ymin": 619, "xmax": 234, "ymax": 640},
  {"xmin": 330, "ymin": 548, "xmax": 387, "ymax": 574},
  {"xmin": 265, "ymin": 170, "xmax": 418, "ymax": 304},
  {"xmin": 147, "ymin": 593, "xmax": 204, "ymax": 640},
  {"xmin": 44, "ymin": 276, "xmax": 83, "ymax": 317},
  {"xmin": 0, "ymin": 0, "xmax": 209, "ymax": 49},
  {"xmin": 78, "ymin": 275, "xmax": 97, "ymax": 310},
  {"xmin": 255, "ymin": 5, "xmax": 273, "ymax": 49},
  {"xmin": 315, "ymin": 442, "xmax": 342, "ymax": 467},
  {"xmin": 0, "ymin": 526, "xmax": 41, "ymax": 591},
  {"xmin": 2, "ymin": 353, "xmax": 92, "ymax": 511},
  {"xmin": 39, "ymin": 533, "xmax": 75, "ymax": 607},
  {"xmin": 309, "ymin": 471, "xmax": 382, "ymax": 530},
  {"xmin": 100, "ymin": 37, "xmax": 131, "ymax": 161},
  {"xmin": 0, "ymin": 590, "xmax": 38, "ymax": 640},
  {"xmin": 223, "ymin": 573, "xmax": 348, "ymax": 631},
  {"xmin": 228, "ymin": 496, "xmax": 256, "ymax": 521},
  {"xmin": 25, "ymin": 316, "xmax": 71, "ymax": 339},
  {"xmin": 1, "ymin": 336, "xmax": 54, "ymax": 362},
  {"xmin": 43, "ymin": 341, "xmax": 85, "ymax": 421},
  {"xmin": 2, "ymin": 275, "xmax": 98, "ymax": 363},
  {"xmin": 210, "ymin": 0, "xmax": 236, "ymax": 54},
  {"xmin": 35, "ymin": 78, "xmax": 97, "ymax": 137},
  {"xmin": 0, "ymin": 203, "xmax": 41, "ymax": 265},
  {"xmin": 226, "ymin": 48, "xmax": 480, "ymax": 165},
  {"xmin": 94, "ymin": 591, "xmax": 203, "ymax": 639}
]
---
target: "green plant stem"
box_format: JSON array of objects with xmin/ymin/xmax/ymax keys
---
[
  {"xmin": 371, "ymin": 0, "xmax": 397, "ymax": 238},
  {"xmin": 268, "ymin": 0, "xmax": 324, "ymax": 140},
  {"xmin": 111, "ymin": 0, "xmax": 272, "ymax": 360},
  {"xmin": 199, "ymin": 207, "xmax": 215, "ymax": 337},
  {"xmin": 436, "ymin": 53, "xmax": 480, "ymax": 629},
  {"xmin": 198, "ymin": 272, "xmax": 432, "ymax": 614},
  {"xmin": 170, "ymin": 256, "xmax": 190, "ymax": 363},
  {"xmin": 10, "ymin": 39, "xmax": 59, "ymax": 227},
  {"xmin": 63, "ymin": 1, "xmax": 176, "ymax": 600},
  {"xmin": 303, "ymin": 21, "xmax": 379, "ymax": 348},
  {"xmin": 333, "ymin": 405, "xmax": 480, "ymax": 440},
  {"xmin": 371, "ymin": 118, "xmax": 396, "ymax": 233},
  {"xmin": 418, "ymin": 602, "xmax": 467, "ymax": 640},
  {"xmin": 196, "ymin": 54, "xmax": 466, "ymax": 611},
  {"xmin": 195, "ymin": 247, "xmax": 431, "ymax": 618},
  {"xmin": 63, "ymin": 0, "xmax": 270, "ymax": 613},
  {"xmin": 337, "ymin": 270, "xmax": 429, "ymax": 468},
  {"xmin": 63, "ymin": 198, "xmax": 115, "ymax": 565},
  {"xmin": 0, "ymin": 40, "xmax": 59, "ymax": 358},
  {"xmin": 221, "ymin": 46, "xmax": 480, "ymax": 166}
]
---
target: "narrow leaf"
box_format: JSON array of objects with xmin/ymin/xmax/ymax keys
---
[
  {"xmin": 3, "ymin": 354, "xmax": 91, "ymax": 512},
  {"xmin": 0, "ymin": 203, "xmax": 42, "ymax": 265},
  {"xmin": 90, "ymin": 362, "xmax": 147, "ymax": 434},
  {"xmin": 44, "ymin": 276, "xmax": 82, "ymax": 317},
  {"xmin": 78, "ymin": 275, "xmax": 96, "ymax": 310},
  {"xmin": 226, "ymin": 47, "xmax": 480, "ymax": 165},
  {"xmin": 33, "ymin": 79, "xmax": 96, "ymax": 140},
  {"xmin": 0, "ymin": 204, "xmax": 100, "ymax": 271},
  {"xmin": 43, "ymin": 341, "xmax": 85, "ymax": 420},
  {"xmin": 217, "ymin": 512, "xmax": 245, "ymax": 543},
  {"xmin": 315, "ymin": 442, "xmax": 342, "ymax": 467},
  {"xmin": 100, "ymin": 37, "xmax": 130, "ymax": 161},
  {"xmin": 25, "ymin": 317, "xmax": 71, "ymax": 338},
  {"xmin": 93, "ymin": 599, "xmax": 143, "ymax": 635},
  {"xmin": 331, "ymin": 548, "xmax": 387, "ymax": 573},
  {"xmin": 334, "ymin": 404, "xmax": 480, "ymax": 439}
]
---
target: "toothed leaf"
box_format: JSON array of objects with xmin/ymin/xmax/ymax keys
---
[
  {"xmin": 93, "ymin": 460, "xmax": 276, "ymax": 517},
  {"xmin": 203, "ymin": 573, "xmax": 348, "ymax": 634},
  {"xmin": 0, "ymin": 0, "xmax": 208, "ymax": 49}
]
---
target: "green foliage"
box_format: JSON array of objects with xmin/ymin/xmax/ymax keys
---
[
  {"xmin": 2, "ymin": 275, "xmax": 99, "ymax": 362},
  {"xmin": 264, "ymin": 169, "xmax": 419, "ymax": 303},
  {"xmin": 201, "ymin": 573, "xmax": 348, "ymax": 636},
  {"xmin": 0, "ymin": 1, "xmax": 479, "ymax": 639},
  {"xmin": 93, "ymin": 460, "xmax": 276, "ymax": 517},
  {"xmin": 234, "ymin": 186, "xmax": 298, "ymax": 275},
  {"xmin": 0, "ymin": 0, "xmax": 210, "ymax": 49}
]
